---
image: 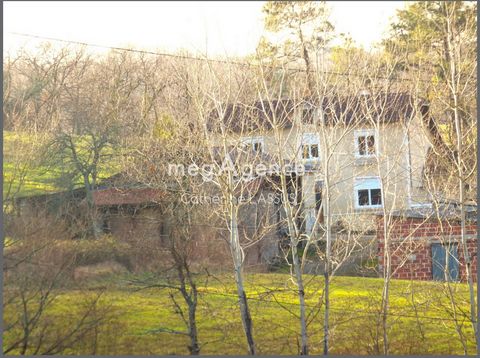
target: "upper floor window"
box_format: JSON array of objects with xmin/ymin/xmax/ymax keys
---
[
  {"xmin": 354, "ymin": 129, "xmax": 377, "ymax": 157},
  {"xmin": 242, "ymin": 136, "xmax": 264, "ymax": 153},
  {"xmin": 301, "ymin": 133, "xmax": 320, "ymax": 160},
  {"xmin": 354, "ymin": 177, "xmax": 382, "ymax": 209}
]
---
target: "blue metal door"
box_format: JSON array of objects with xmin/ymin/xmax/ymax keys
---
[{"xmin": 432, "ymin": 243, "xmax": 459, "ymax": 281}]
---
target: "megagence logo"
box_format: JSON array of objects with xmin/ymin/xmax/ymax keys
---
[{"xmin": 168, "ymin": 157, "xmax": 305, "ymax": 182}]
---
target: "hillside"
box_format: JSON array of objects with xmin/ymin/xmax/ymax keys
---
[{"xmin": 3, "ymin": 130, "xmax": 120, "ymax": 199}]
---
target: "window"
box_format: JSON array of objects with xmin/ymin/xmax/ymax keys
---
[
  {"xmin": 253, "ymin": 142, "xmax": 263, "ymax": 152},
  {"xmin": 315, "ymin": 180, "xmax": 323, "ymax": 212},
  {"xmin": 242, "ymin": 136, "xmax": 264, "ymax": 153},
  {"xmin": 302, "ymin": 143, "xmax": 319, "ymax": 159},
  {"xmin": 300, "ymin": 133, "xmax": 320, "ymax": 160},
  {"xmin": 354, "ymin": 129, "xmax": 377, "ymax": 157},
  {"xmin": 354, "ymin": 177, "xmax": 382, "ymax": 208}
]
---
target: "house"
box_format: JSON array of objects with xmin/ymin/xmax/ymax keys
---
[
  {"xmin": 12, "ymin": 91, "xmax": 470, "ymax": 277},
  {"xmin": 208, "ymin": 92, "xmax": 436, "ymax": 236},
  {"xmin": 376, "ymin": 203, "xmax": 477, "ymax": 282},
  {"xmin": 14, "ymin": 187, "xmax": 87, "ymax": 218}
]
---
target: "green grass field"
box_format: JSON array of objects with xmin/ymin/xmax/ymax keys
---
[
  {"xmin": 3, "ymin": 130, "xmax": 120, "ymax": 198},
  {"xmin": 3, "ymin": 273, "xmax": 476, "ymax": 355},
  {"xmin": 3, "ymin": 131, "xmax": 58, "ymax": 197}
]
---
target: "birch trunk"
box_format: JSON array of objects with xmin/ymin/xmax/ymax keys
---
[
  {"xmin": 322, "ymin": 166, "xmax": 331, "ymax": 355},
  {"xmin": 228, "ymin": 179, "xmax": 256, "ymax": 355},
  {"xmin": 280, "ymin": 173, "xmax": 308, "ymax": 355}
]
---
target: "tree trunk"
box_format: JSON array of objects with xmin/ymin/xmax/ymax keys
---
[
  {"xmin": 84, "ymin": 176, "xmax": 102, "ymax": 238},
  {"xmin": 298, "ymin": 27, "xmax": 314, "ymax": 97},
  {"xmin": 292, "ymin": 244, "xmax": 308, "ymax": 355},
  {"xmin": 323, "ymin": 172, "xmax": 331, "ymax": 356},
  {"xmin": 380, "ymin": 194, "xmax": 391, "ymax": 355},
  {"xmin": 280, "ymin": 173, "xmax": 308, "ymax": 355},
  {"xmin": 188, "ymin": 300, "xmax": 200, "ymax": 355},
  {"xmin": 230, "ymin": 207, "xmax": 256, "ymax": 355},
  {"xmin": 318, "ymin": 117, "xmax": 332, "ymax": 356}
]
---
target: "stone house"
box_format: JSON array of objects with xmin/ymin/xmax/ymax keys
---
[
  {"xmin": 204, "ymin": 91, "xmax": 478, "ymax": 278},
  {"xmin": 209, "ymin": 92, "xmax": 436, "ymax": 237}
]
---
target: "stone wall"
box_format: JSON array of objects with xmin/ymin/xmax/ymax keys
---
[{"xmin": 103, "ymin": 203, "xmax": 280, "ymax": 272}]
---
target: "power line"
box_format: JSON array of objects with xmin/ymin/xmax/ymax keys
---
[
  {"xmin": 8, "ymin": 32, "xmax": 250, "ymax": 67},
  {"xmin": 7, "ymin": 32, "xmax": 430, "ymax": 83}
]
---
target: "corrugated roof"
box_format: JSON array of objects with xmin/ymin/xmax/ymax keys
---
[{"xmin": 377, "ymin": 203, "xmax": 477, "ymax": 222}]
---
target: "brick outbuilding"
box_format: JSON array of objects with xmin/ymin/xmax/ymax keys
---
[{"xmin": 376, "ymin": 205, "xmax": 477, "ymax": 282}]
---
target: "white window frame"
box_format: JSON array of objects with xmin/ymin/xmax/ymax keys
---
[
  {"xmin": 299, "ymin": 132, "xmax": 320, "ymax": 161},
  {"xmin": 354, "ymin": 176, "xmax": 383, "ymax": 209},
  {"xmin": 354, "ymin": 129, "xmax": 378, "ymax": 158},
  {"xmin": 242, "ymin": 136, "xmax": 265, "ymax": 153}
]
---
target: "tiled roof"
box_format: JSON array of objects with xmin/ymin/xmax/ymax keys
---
[{"xmin": 208, "ymin": 93, "xmax": 427, "ymax": 133}]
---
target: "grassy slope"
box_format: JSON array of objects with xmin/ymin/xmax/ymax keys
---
[
  {"xmin": 4, "ymin": 273, "xmax": 476, "ymax": 355},
  {"xmin": 4, "ymin": 131, "xmax": 58, "ymax": 197},
  {"xmin": 3, "ymin": 131, "xmax": 120, "ymax": 198}
]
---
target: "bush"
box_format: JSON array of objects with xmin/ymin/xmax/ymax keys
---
[{"xmin": 56, "ymin": 235, "xmax": 133, "ymax": 271}]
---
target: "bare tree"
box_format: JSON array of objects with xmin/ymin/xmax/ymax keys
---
[
  {"xmin": 179, "ymin": 58, "xmax": 285, "ymax": 355},
  {"xmin": 124, "ymin": 112, "xmax": 210, "ymax": 355},
  {"xmin": 386, "ymin": 1, "xmax": 477, "ymax": 351},
  {"xmin": 435, "ymin": 4, "xmax": 477, "ymax": 348},
  {"xmin": 3, "ymin": 208, "xmax": 112, "ymax": 355}
]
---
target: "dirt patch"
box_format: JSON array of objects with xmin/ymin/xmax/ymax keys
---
[{"xmin": 73, "ymin": 260, "xmax": 128, "ymax": 281}]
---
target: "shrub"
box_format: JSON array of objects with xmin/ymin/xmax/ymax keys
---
[{"xmin": 56, "ymin": 235, "xmax": 133, "ymax": 271}]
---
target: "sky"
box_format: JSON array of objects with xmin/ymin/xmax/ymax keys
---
[{"xmin": 4, "ymin": 1, "xmax": 406, "ymax": 57}]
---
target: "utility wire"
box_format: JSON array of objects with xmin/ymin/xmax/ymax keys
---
[
  {"xmin": 8, "ymin": 32, "xmax": 431, "ymax": 83},
  {"xmin": 8, "ymin": 32, "xmax": 247, "ymax": 67}
]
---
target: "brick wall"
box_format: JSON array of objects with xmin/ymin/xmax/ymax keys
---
[{"xmin": 377, "ymin": 216, "xmax": 477, "ymax": 282}]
